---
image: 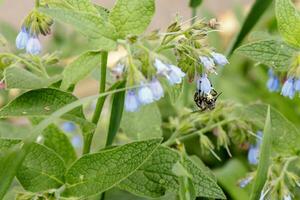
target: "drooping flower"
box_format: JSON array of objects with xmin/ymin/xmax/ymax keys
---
[
  {"xmin": 62, "ymin": 122, "xmax": 76, "ymax": 132},
  {"xmin": 248, "ymin": 144, "xmax": 259, "ymax": 165},
  {"xmin": 199, "ymin": 56, "xmax": 215, "ymax": 72},
  {"xmin": 166, "ymin": 64, "xmax": 186, "ymax": 85},
  {"xmin": 72, "ymin": 135, "xmax": 82, "ymax": 148},
  {"xmin": 16, "ymin": 27, "xmax": 29, "ymax": 49},
  {"xmin": 154, "ymin": 59, "xmax": 169, "ymax": 75},
  {"xmin": 239, "ymin": 176, "xmax": 253, "ymax": 188},
  {"xmin": 283, "ymin": 195, "xmax": 292, "ymax": 200},
  {"xmin": 112, "ymin": 63, "xmax": 125, "ymax": 75},
  {"xmin": 197, "ymin": 74, "xmax": 212, "ymax": 95},
  {"xmin": 294, "ymin": 79, "xmax": 300, "ymax": 91},
  {"xmin": 211, "ymin": 52, "xmax": 229, "ymax": 66},
  {"xmin": 149, "ymin": 78, "xmax": 164, "ymax": 100},
  {"xmin": 26, "ymin": 36, "xmax": 42, "ymax": 55},
  {"xmin": 281, "ymin": 77, "xmax": 296, "ymax": 99},
  {"xmin": 125, "ymin": 90, "xmax": 140, "ymax": 112},
  {"xmin": 267, "ymin": 69, "xmax": 280, "ymax": 92},
  {"xmin": 137, "ymin": 84, "xmax": 154, "ymax": 105}
]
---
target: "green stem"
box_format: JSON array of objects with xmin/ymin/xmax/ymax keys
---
[
  {"xmin": 164, "ymin": 118, "xmax": 236, "ymax": 146},
  {"xmin": 83, "ymin": 51, "xmax": 108, "ymax": 154},
  {"xmin": 191, "ymin": 7, "xmax": 197, "ymax": 24},
  {"xmin": 35, "ymin": 0, "xmax": 40, "ymax": 8}
]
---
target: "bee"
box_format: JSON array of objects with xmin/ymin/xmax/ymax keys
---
[{"xmin": 194, "ymin": 89, "xmax": 222, "ymax": 112}]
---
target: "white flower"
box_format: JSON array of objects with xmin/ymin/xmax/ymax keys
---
[
  {"xmin": 26, "ymin": 36, "xmax": 42, "ymax": 55},
  {"xmin": 137, "ymin": 84, "xmax": 154, "ymax": 105},
  {"xmin": 125, "ymin": 90, "xmax": 140, "ymax": 112},
  {"xmin": 211, "ymin": 52, "xmax": 229, "ymax": 66},
  {"xmin": 149, "ymin": 78, "xmax": 164, "ymax": 100},
  {"xmin": 197, "ymin": 74, "xmax": 212, "ymax": 95},
  {"xmin": 16, "ymin": 27, "xmax": 29, "ymax": 49},
  {"xmin": 166, "ymin": 64, "xmax": 186, "ymax": 85}
]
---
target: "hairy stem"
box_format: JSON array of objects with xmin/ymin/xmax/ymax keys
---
[
  {"xmin": 83, "ymin": 51, "xmax": 108, "ymax": 154},
  {"xmin": 35, "ymin": 0, "xmax": 40, "ymax": 8}
]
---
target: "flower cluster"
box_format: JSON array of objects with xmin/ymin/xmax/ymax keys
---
[
  {"xmin": 15, "ymin": 10, "xmax": 53, "ymax": 55},
  {"xmin": 124, "ymin": 59, "xmax": 185, "ymax": 112},
  {"xmin": 266, "ymin": 69, "xmax": 300, "ymax": 99}
]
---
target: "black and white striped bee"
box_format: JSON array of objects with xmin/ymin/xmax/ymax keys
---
[{"xmin": 194, "ymin": 89, "xmax": 221, "ymax": 112}]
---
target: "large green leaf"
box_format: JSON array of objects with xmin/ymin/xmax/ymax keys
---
[
  {"xmin": 40, "ymin": 7, "xmax": 117, "ymax": 40},
  {"xmin": 61, "ymin": 51, "xmax": 101, "ymax": 91},
  {"xmin": 227, "ymin": 0, "xmax": 273, "ymax": 55},
  {"xmin": 235, "ymin": 40, "xmax": 297, "ymax": 70},
  {"xmin": 119, "ymin": 147, "xmax": 226, "ymax": 199},
  {"xmin": 121, "ymin": 104, "xmax": 162, "ymax": 140},
  {"xmin": 62, "ymin": 139, "xmax": 162, "ymax": 198},
  {"xmin": 4, "ymin": 67, "xmax": 61, "ymax": 89},
  {"xmin": 250, "ymin": 106, "xmax": 272, "ymax": 200},
  {"xmin": 276, "ymin": 0, "xmax": 300, "ymax": 48},
  {"xmin": 17, "ymin": 143, "xmax": 66, "ymax": 192},
  {"xmin": 65, "ymin": 0, "xmax": 98, "ymax": 13},
  {"xmin": 109, "ymin": 0, "xmax": 155, "ymax": 38},
  {"xmin": 232, "ymin": 104, "xmax": 300, "ymax": 155},
  {"xmin": 42, "ymin": 124, "xmax": 77, "ymax": 166},
  {"xmin": 0, "ymin": 121, "xmax": 30, "ymax": 139},
  {"xmin": 0, "ymin": 138, "xmax": 21, "ymax": 152},
  {"xmin": 0, "ymin": 88, "xmax": 83, "ymax": 118}
]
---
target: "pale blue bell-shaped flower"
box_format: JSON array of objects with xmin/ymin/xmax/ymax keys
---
[
  {"xmin": 283, "ymin": 195, "xmax": 292, "ymax": 200},
  {"xmin": 239, "ymin": 176, "xmax": 253, "ymax": 188},
  {"xmin": 154, "ymin": 59, "xmax": 169, "ymax": 75},
  {"xmin": 166, "ymin": 64, "xmax": 185, "ymax": 85},
  {"xmin": 62, "ymin": 122, "xmax": 76, "ymax": 132},
  {"xmin": 248, "ymin": 144, "xmax": 259, "ymax": 165},
  {"xmin": 26, "ymin": 36, "xmax": 42, "ymax": 55},
  {"xmin": 281, "ymin": 77, "xmax": 296, "ymax": 99},
  {"xmin": 294, "ymin": 79, "xmax": 300, "ymax": 91},
  {"xmin": 138, "ymin": 84, "xmax": 154, "ymax": 105},
  {"xmin": 211, "ymin": 52, "xmax": 229, "ymax": 66},
  {"xmin": 267, "ymin": 69, "xmax": 280, "ymax": 92},
  {"xmin": 149, "ymin": 78, "xmax": 164, "ymax": 100},
  {"xmin": 72, "ymin": 135, "xmax": 82, "ymax": 148},
  {"xmin": 125, "ymin": 90, "xmax": 140, "ymax": 112},
  {"xmin": 197, "ymin": 74, "xmax": 212, "ymax": 95},
  {"xmin": 16, "ymin": 27, "xmax": 29, "ymax": 49},
  {"xmin": 199, "ymin": 56, "xmax": 215, "ymax": 71}
]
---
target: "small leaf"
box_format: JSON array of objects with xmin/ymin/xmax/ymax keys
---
[
  {"xmin": 276, "ymin": 0, "xmax": 300, "ymax": 48},
  {"xmin": 119, "ymin": 147, "xmax": 226, "ymax": 199},
  {"xmin": 61, "ymin": 51, "xmax": 101, "ymax": 91},
  {"xmin": 4, "ymin": 67, "xmax": 61, "ymax": 89},
  {"xmin": 250, "ymin": 106, "xmax": 272, "ymax": 200},
  {"xmin": 106, "ymin": 81, "xmax": 126, "ymax": 146},
  {"xmin": 40, "ymin": 7, "xmax": 117, "ymax": 40},
  {"xmin": 62, "ymin": 139, "xmax": 162, "ymax": 198},
  {"xmin": 235, "ymin": 40, "xmax": 296, "ymax": 70},
  {"xmin": 17, "ymin": 143, "xmax": 66, "ymax": 192},
  {"xmin": 121, "ymin": 104, "xmax": 162, "ymax": 140},
  {"xmin": 109, "ymin": 0, "xmax": 155, "ymax": 38},
  {"xmin": 65, "ymin": 0, "xmax": 98, "ymax": 13},
  {"xmin": 227, "ymin": 0, "xmax": 273, "ymax": 55}
]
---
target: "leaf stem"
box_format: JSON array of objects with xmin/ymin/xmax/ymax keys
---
[
  {"xmin": 35, "ymin": 0, "xmax": 40, "ymax": 8},
  {"xmin": 83, "ymin": 51, "xmax": 108, "ymax": 154},
  {"xmin": 163, "ymin": 118, "xmax": 236, "ymax": 146}
]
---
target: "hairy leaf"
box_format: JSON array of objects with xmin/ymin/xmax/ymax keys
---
[
  {"xmin": 62, "ymin": 139, "xmax": 162, "ymax": 198},
  {"xmin": 232, "ymin": 104, "xmax": 300, "ymax": 155},
  {"xmin": 65, "ymin": 0, "xmax": 98, "ymax": 13},
  {"xmin": 17, "ymin": 143, "xmax": 66, "ymax": 192},
  {"xmin": 0, "ymin": 121, "xmax": 30, "ymax": 139},
  {"xmin": 235, "ymin": 40, "xmax": 296, "ymax": 70},
  {"xmin": 0, "ymin": 138, "xmax": 21, "ymax": 151},
  {"xmin": 227, "ymin": 0, "xmax": 273, "ymax": 55},
  {"xmin": 61, "ymin": 51, "xmax": 101, "ymax": 91},
  {"xmin": 109, "ymin": 0, "xmax": 155, "ymax": 38},
  {"xmin": 121, "ymin": 104, "xmax": 162, "ymax": 140},
  {"xmin": 119, "ymin": 147, "xmax": 226, "ymax": 199},
  {"xmin": 4, "ymin": 67, "xmax": 61, "ymax": 89},
  {"xmin": 40, "ymin": 7, "xmax": 117, "ymax": 40},
  {"xmin": 276, "ymin": 0, "xmax": 300, "ymax": 48}
]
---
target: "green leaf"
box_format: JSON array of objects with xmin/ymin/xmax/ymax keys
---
[
  {"xmin": 0, "ymin": 138, "xmax": 21, "ymax": 152},
  {"xmin": 17, "ymin": 143, "xmax": 66, "ymax": 192},
  {"xmin": 235, "ymin": 40, "xmax": 296, "ymax": 70},
  {"xmin": 0, "ymin": 121, "xmax": 30, "ymax": 139},
  {"xmin": 227, "ymin": 0, "xmax": 273, "ymax": 55},
  {"xmin": 42, "ymin": 124, "xmax": 77, "ymax": 166},
  {"xmin": 121, "ymin": 104, "xmax": 162, "ymax": 140},
  {"xmin": 62, "ymin": 139, "xmax": 162, "ymax": 198},
  {"xmin": 61, "ymin": 51, "xmax": 101, "ymax": 91},
  {"xmin": 65, "ymin": 0, "xmax": 98, "ymax": 13},
  {"xmin": 109, "ymin": 0, "xmax": 155, "ymax": 38},
  {"xmin": 250, "ymin": 106, "xmax": 272, "ymax": 200},
  {"xmin": 94, "ymin": 4, "xmax": 110, "ymax": 19},
  {"xmin": 4, "ymin": 67, "xmax": 61, "ymax": 89},
  {"xmin": 119, "ymin": 147, "xmax": 226, "ymax": 199},
  {"xmin": 0, "ymin": 88, "xmax": 84, "ymax": 118},
  {"xmin": 232, "ymin": 104, "xmax": 300, "ymax": 155},
  {"xmin": 276, "ymin": 0, "xmax": 300, "ymax": 48},
  {"xmin": 87, "ymin": 37, "xmax": 117, "ymax": 52},
  {"xmin": 189, "ymin": 0, "xmax": 203, "ymax": 8},
  {"xmin": 106, "ymin": 81, "xmax": 126, "ymax": 146},
  {"xmin": 40, "ymin": 7, "xmax": 117, "ymax": 40}
]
